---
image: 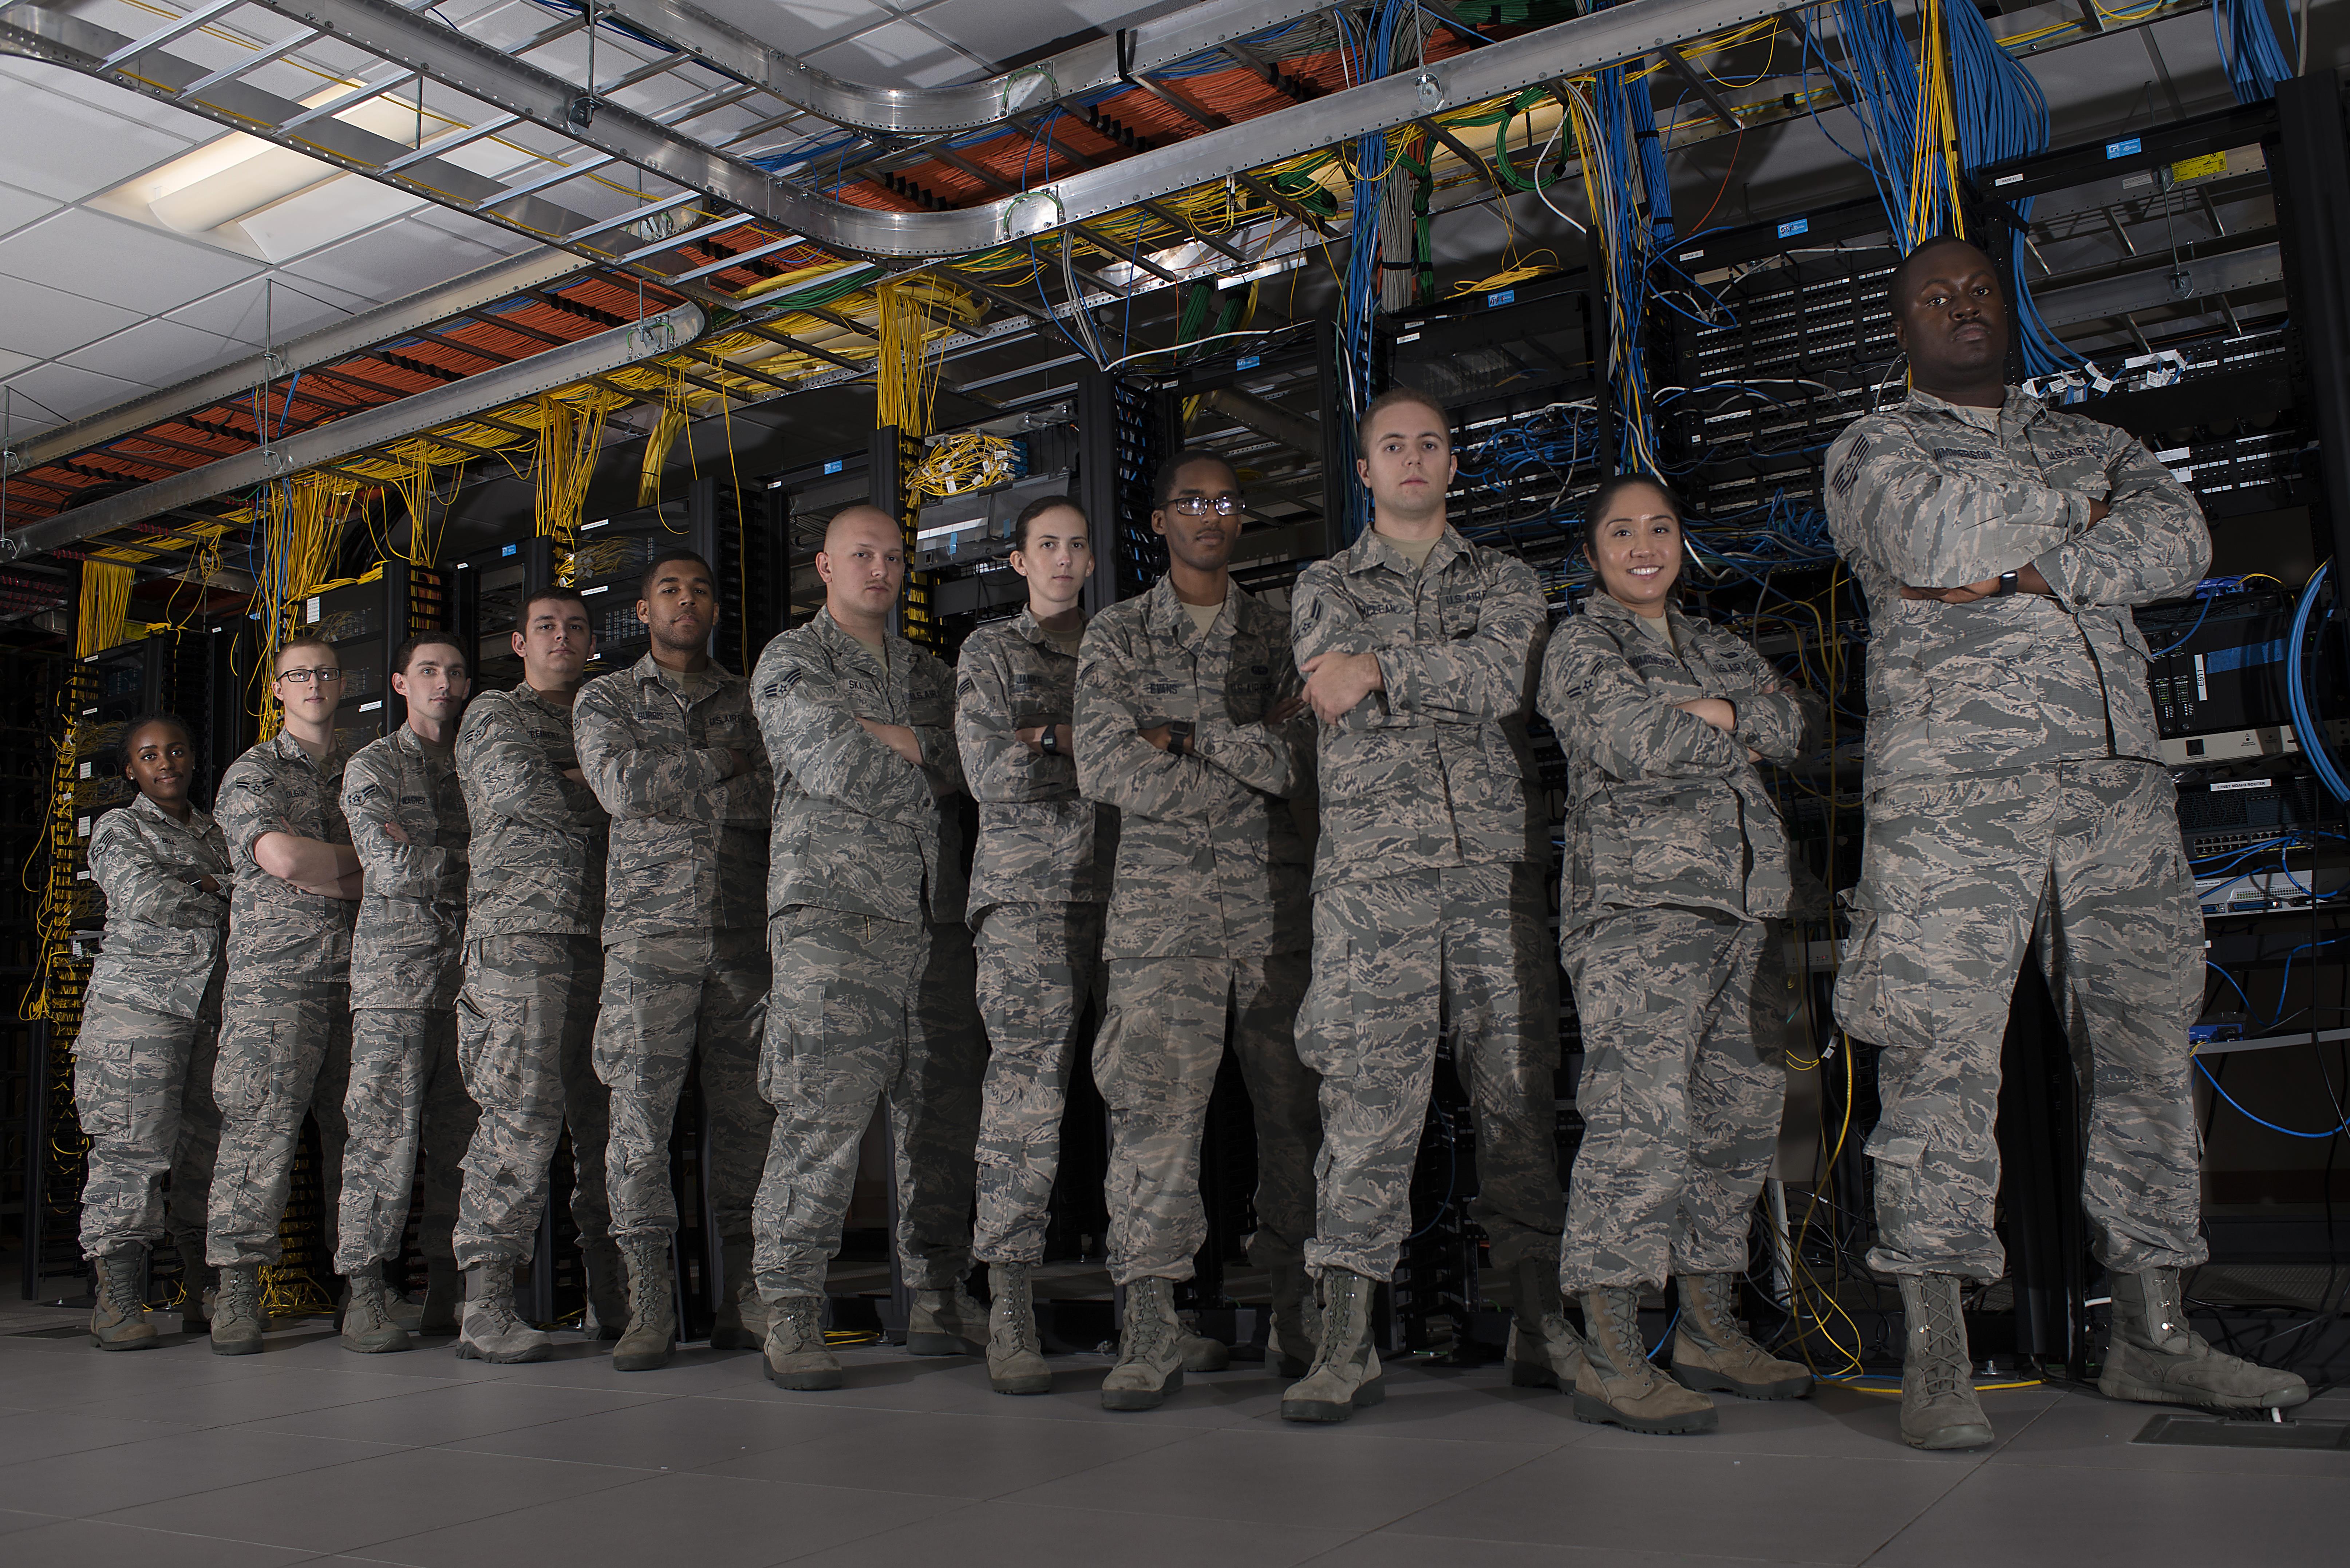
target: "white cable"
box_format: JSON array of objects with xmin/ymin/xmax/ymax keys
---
[{"xmin": 1095, "ymin": 328, "xmax": 1282, "ymax": 373}]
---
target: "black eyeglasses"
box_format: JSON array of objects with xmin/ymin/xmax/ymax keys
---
[
  {"xmin": 1164, "ymin": 496, "xmax": 1243, "ymax": 517},
  {"xmin": 276, "ymin": 667, "xmax": 345, "ymax": 686}
]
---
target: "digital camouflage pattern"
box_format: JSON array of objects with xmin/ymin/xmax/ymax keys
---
[
  {"xmin": 754, "ymin": 610, "xmax": 963, "ymax": 923},
  {"xmin": 958, "ymin": 610, "xmax": 1110, "ymax": 1267},
  {"xmin": 1540, "ymin": 593, "xmax": 1820, "ymax": 935},
  {"xmin": 1290, "ymin": 525, "xmax": 1548, "ymax": 888},
  {"xmin": 452, "ymin": 932, "xmax": 612, "ymax": 1266},
  {"xmin": 574, "ymin": 653, "xmax": 772, "ymax": 943},
  {"xmin": 452, "ymin": 685, "xmax": 613, "ymax": 1268},
  {"xmin": 1838, "ymin": 762, "xmax": 2207, "ymax": 1278},
  {"xmin": 754, "ymin": 611, "xmax": 973, "ymax": 1298},
  {"xmin": 955, "ymin": 608, "xmax": 1115, "ymax": 916},
  {"xmin": 753, "ymin": 907, "xmax": 938, "ymax": 1299},
  {"xmin": 1295, "ymin": 863, "xmax": 1563, "ymax": 1282},
  {"xmin": 1289, "ymin": 526, "xmax": 1560, "ymax": 1284},
  {"xmin": 1075, "ymin": 576, "xmax": 1314, "ymax": 959},
  {"xmin": 1559, "ymin": 908, "xmax": 1789, "ymax": 1290},
  {"xmin": 77, "ymin": 794, "xmax": 231, "ymax": 1260},
  {"xmin": 1826, "ymin": 386, "xmax": 2213, "ymax": 1279},
  {"xmin": 969, "ymin": 902, "xmax": 1103, "ymax": 1265},
  {"xmin": 455, "ymin": 682, "xmax": 607, "ymax": 939},
  {"xmin": 1093, "ymin": 951, "xmax": 1318, "ymax": 1284},
  {"xmin": 1824, "ymin": 386, "xmax": 2211, "ymax": 779},
  {"xmin": 1075, "ymin": 575, "xmax": 1322, "ymax": 1284},
  {"xmin": 207, "ymin": 733, "xmax": 358, "ymax": 1269},
  {"xmin": 335, "ymin": 728, "xmax": 473, "ymax": 1272},
  {"xmin": 592, "ymin": 927, "xmax": 770, "ymax": 1247}
]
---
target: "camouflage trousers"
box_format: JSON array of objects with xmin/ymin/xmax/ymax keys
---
[
  {"xmin": 1561, "ymin": 909, "xmax": 1788, "ymax": 1291},
  {"xmin": 592, "ymin": 927, "xmax": 771, "ymax": 1248},
  {"xmin": 74, "ymin": 994, "xmax": 221, "ymax": 1262},
  {"xmin": 754, "ymin": 907, "xmax": 985, "ymax": 1300},
  {"xmin": 1096, "ymin": 950, "xmax": 1320, "ymax": 1285},
  {"xmin": 971, "ymin": 901, "xmax": 1105, "ymax": 1266},
  {"xmin": 207, "ymin": 972, "xmax": 352, "ymax": 1269},
  {"xmin": 333, "ymin": 1006, "xmax": 476, "ymax": 1273},
  {"xmin": 452, "ymin": 934, "xmax": 613, "ymax": 1268},
  {"xmin": 1296, "ymin": 864, "xmax": 1564, "ymax": 1282},
  {"xmin": 1836, "ymin": 760, "xmax": 2208, "ymax": 1279}
]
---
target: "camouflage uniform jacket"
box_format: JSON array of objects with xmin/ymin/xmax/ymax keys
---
[
  {"xmin": 214, "ymin": 732, "xmax": 355, "ymax": 973},
  {"xmin": 576, "ymin": 653, "xmax": 773, "ymax": 942},
  {"xmin": 1824, "ymin": 385, "xmax": 2211, "ymax": 777},
  {"xmin": 1291, "ymin": 524, "xmax": 1545, "ymax": 891},
  {"xmin": 86, "ymin": 791, "xmax": 230, "ymax": 1021},
  {"xmin": 955, "ymin": 609, "xmax": 1115, "ymax": 922},
  {"xmin": 455, "ymin": 681, "xmax": 607, "ymax": 942},
  {"xmin": 1076, "ymin": 575, "xmax": 1313, "ymax": 959},
  {"xmin": 344, "ymin": 725, "xmax": 469, "ymax": 1010},
  {"xmin": 1540, "ymin": 594, "xmax": 1819, "ymax": 936},
  {"xmin": 754, "ymin": 609, "xmax": 963, "ymax": 925}
]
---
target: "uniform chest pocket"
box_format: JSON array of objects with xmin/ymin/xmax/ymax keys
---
[{"xmin": 1439, "ymin": 588, "xmax": 1485, "ymax": 641}]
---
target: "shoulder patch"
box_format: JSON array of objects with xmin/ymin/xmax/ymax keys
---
[{"xmin": 1830, "ymin": 435, "xmax": 1872, "ymax": 498}]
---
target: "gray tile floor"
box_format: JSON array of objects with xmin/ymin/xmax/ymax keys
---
[{"xmin": 0, "ymin": 1305, "xmax": 2343, "ymax": 1568}]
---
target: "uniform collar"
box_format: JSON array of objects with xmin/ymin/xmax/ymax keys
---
[
  {"xmin": 268, "ymin": 728, "xmax": 341, "ymax": 772},
  {"xmin": 1146, "ymin": 573, "xmax": 1244, "ymax": 645},
  {"xmin": 1011, "ymin": 605, "xmax": 1085, "ymax": 652},
  {"xmin": 1903, "ymin": 383, "xmax": 2041, "ymax": 428},
  {"xmin": 628, "ymin": 649, "xmax": 732, "ymax": 698},
  {"xmin": 1343, "ymin": 522, "xmax": 1469, "ymax": 577},
  {"xmin": 812, "ymin": 606, "xmax": 906, "ymax": 675},
  {"xmin": 130, "ymin": 788, "xmax": 213, "ymax": 835}
]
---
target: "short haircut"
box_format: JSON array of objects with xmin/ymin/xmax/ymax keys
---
[
  {"xmin": 640, "ymin": 547, "xmax": 714, "ymax": 601},
  {"xmin": 1356, "ymin": 385, "xmax": 1450, "ymax": 456},
  {"xmin": 1011, "ymin": 495, "xmax": 1087, "ymax": 554},
  {"xmin": 116, "ymin": 711, "xmax": 192, "ymax": 772},
  {"xmin": 1151, "ymin": 448, "xmax": 1240, "ymax": 510},
  {"xmin": 520, "ymin": 585, "xmax": 588, "ymax": 624},
  {"xmin": 274, "ymin": 634, "xmax": 336, "ymax": 674},
  {"xmin": 391, "ymin": 632, "xmax": 467, "ymax": 676},
  {"xmin": 1582, "ymin": 472, "xmax": 1686, "ymax": 538},
  {"xmin": 1885, "ymin": 234, "xmax": 1994, "ymax": 314}
]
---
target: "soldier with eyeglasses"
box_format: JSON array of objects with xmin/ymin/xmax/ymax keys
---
[{"xmin": 206, "ymin": 635, "xmax": 367, "ymax": 1354}]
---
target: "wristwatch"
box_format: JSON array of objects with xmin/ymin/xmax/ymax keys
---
[
  {"xmin": 1166, "ymin": 720, "xmax": 1194, "ymax": 757},
  {"xmin": 1037, "ymin": 724, "xmax": 1059, "ymax": 757},
  {"xmin": 1994, "ymin": 571, "xmax": 2019, "ymax": 597}
]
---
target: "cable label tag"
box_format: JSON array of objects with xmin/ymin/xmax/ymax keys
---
[
  {"xmin": 2106, "ymin": 137, "xmax": 2142, "ymax": 159},
  {"xmin": 824, "ymin": 459, "xmax": 844, "ymax": 475},
  {"xmin": 1777, "ymin": 217, "xmax": 1809, "ymax": 238},
  {"xmin": 2209, "ymin": 779, "xmax": 2273, "ymax": 792}
]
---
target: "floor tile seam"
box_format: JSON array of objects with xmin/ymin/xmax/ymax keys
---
[
  {"xmin": 759, "ymin": 1497, "xmax": 988, "ymax": 1566},
  {"xmin": 1364, "ymin": 1522, "xmax": 1851, "ymax": 1567},
  {"xmin": 1849, "ymin": 1458, "xmax": 1991, "ymax": 1567}
]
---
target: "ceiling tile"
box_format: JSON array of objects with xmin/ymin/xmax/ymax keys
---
[
  {"xmin": 0, "ymin": 181, "xmax": 60, "ymax": 243},
  {"xmin": 0, "ymin": 61, "xmax": 199, "ymax": 202},
  {"xmin": 913, "ymin": 0, "xmax": 1142, "ymax": 65},
  {"xmin": 0, "ymin": 361, "xmax": 155, "ymax": 425},
  {"xmin": 693, "ymin": 0, "xmax": 897, "ymax": 53},
  {"xmin": 0, "ymin": 209, "xmax": 262, "ymax": 314},
  {"xmin": 283, "ymin": 222, "xmax": 506, "ymax": 302},
  {"xmin": 0, "ymin": 279, "xmax": 145, "ymax": 360},
  {"xmin": 808, "ymin": 19, "xmax": 973, "ymax": 90},
  {"xmin": 0, "ymin": 348, "xmax": 34, "ymax": 380},
  {"xmin": 165, "ymin": 275, "xmax": 374, "ymax": 355},
  {"xmin": 60, "ymin": 316, "xmax": 257, "ymax": 390}
]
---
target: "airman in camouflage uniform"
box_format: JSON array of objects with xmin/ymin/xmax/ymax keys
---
[
  {"xmin": 450, "ymin": 587, "xmax": 618, "ymax": 1363},
  {"xmin": 574, "ymin": 548, "xmax": 774, "ymax": 1372},
  {"xmin": 1825, "ymin": 236, "xmax": 2303, "ymax": 1448},
  {"xmin": 753, "ymin": 506, "xmax": 979, "ymax": 1393},
  {"xmin": 1055, "ymin": 454, "xmax": 1320, "ymax": 1410},
  {"xmin": 1539, "ymin": 475, "xmax": 1824, "ymax": 1433},
  {"xmin": 333, "ymin": 637, "xmax": 474, "ymax": 1353},
  {"xmin": 1284, "ymin": 390, "xmax": 1572, "ymax": 1423},
  {"xmin": 957, "ymin": 510, "xmax": 1116, "ymax": 1392},
  {"xmin": 76, "ymin": 717, "xmax": 231, "ymax": 1349},
  {"xmin": 206, "ymin": 638, "xmax": 363, "ymax": 1354}
]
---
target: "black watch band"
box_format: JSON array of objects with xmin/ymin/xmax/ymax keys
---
[
  {"xmin": 1167, "ymin": 721, "xmax": 1194, "ymax": 756},
  {"xmin": 1037, "ymin": 724, "xmax": 1058, "ymax": 756},
  {"xmin": 1995, "ymin": 571, "xmax": 2019, "ymax": 597}
]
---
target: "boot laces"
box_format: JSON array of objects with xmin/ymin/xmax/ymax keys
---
[
  {"xmin": 779, "ymin": 1297, "xmax": 822, "ymax": 1347},
  {"xmin": 99, "ymin": 1259, "xmax": 144, "ymax": 1319},
  {"xmin": 1913, "ymin": 1284, "xmax": 1969, "ymax": 1399},
  {"xmin": 1123, "ymin": 1282, "xmax": 1180, "ymax": 1360},
  {"xmin": 217, "ymin": 1267, "xmax": 260, "ymax": 1322},
  {"xmin": 994, "ymin": 1271, "xmax": 1040, "ymax": 1354},
  {"xmin": 1590, "ymin": 1290, "xmax": 1656, "ymax": 1381}
]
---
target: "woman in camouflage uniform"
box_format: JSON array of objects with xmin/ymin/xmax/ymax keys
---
[
  {"xmin": 75, "ymin": 713, "xmax": 232, "ymax": 1349},
  {"xmin": 1537, "ymin": 476, "xmax": 1820, "ymax": 1433}
]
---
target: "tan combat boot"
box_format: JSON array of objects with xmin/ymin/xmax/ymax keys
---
[
  {"xmin": 1280, "ymin": 1270, "xmax": 1385, "ymax": 1423},
  {"xmin": 1101, "ymin": 1276, "xmax": 1187, "ymax": 1410},
  {"xmin": 2099, "ymin": 1267, "xmax": 2311, "ymax": 1412},
  {"xmin": 1670, "ymin": 1273, "xmax": 1812, "ymax": 1399},
  {"xmin": 580, "ymin": 1236, "xmax": 628, "ymax": 1342},
  {"xmin": 709, "ymin": 1239, "xmax": 769, "ymax": 1351},
  {"xmin": 1898, "ymin": 1274, "xmax": 1993, "ymax": 1450},
  {"xmin": 455, "ymin": 1259, "xmax": 551, "ymax": 1363},
  {"xmin": 986, "ymin": 1262, "xmax": 1051, "ymax": 1395},
  {"xmin": 340, "ymin": 1274, "xmax": 415, "ymax": 1354},
  {"xmin": 611, "ymin": 1236, "xmax": 677, "ymax": 1372},
  {"xmin": 763, "ymin": 1295, "xmax": 842, "ymax": 1390},
  {"xmin": 1267, "ymin": 1260, "xmax": 1320, "ymax": 1378},
  {"xmin": 210, "ymin": 1263, "xmax": 265, "ymax": 1356},
  {"xmin": 1575, "ymin": 1286, "xmax": 1717, "ymax": 1434},
  {"xmin": 1505, "ymin": 1255, "xmax": 1587, "ymax": 1391},
  {"xmin": 89, "ymin": 1252, "xmax": 158, "ymax": 1351},
  {"xmin": 907, "ymin": 1279, "xmax": 986, "ymax": 1355}
]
